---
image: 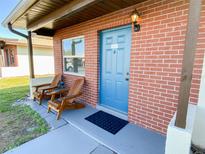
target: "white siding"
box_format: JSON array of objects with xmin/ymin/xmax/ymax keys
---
[{"xmin": 0, "ymin": 45, "xmax": 54, "ymax": 77}]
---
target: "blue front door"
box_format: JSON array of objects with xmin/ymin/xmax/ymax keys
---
[{"xmin": 100, "ymin": 25, "xmax": 131, "ymax": 113}]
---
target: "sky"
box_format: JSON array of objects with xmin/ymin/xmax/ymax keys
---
[{"xmin": 0, "ymin": 0, "xmax": 26, "ymax": 39}]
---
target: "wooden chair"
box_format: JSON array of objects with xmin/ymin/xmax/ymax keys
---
[
  {"xmin": 33, "ymin": 74, "xmax": 61, "ymax": 105},
  {"xmin": 47, "ymin": 78, "xmax": 85, "ymax": 120}
]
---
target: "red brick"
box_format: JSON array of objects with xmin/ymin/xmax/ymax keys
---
[{"xmin": 53, "ymin": 0, "xmax": 205, "ymax": 135}]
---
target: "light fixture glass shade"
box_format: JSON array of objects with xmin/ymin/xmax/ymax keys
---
[
  {"xmin": 131, "ymin": 14, "xmax": 138, "ymax": 23},
  {"xmin": 131, "ymin": 9, "xmax": 141, "ymax": 23},
  {"xmin": 131, "ymin": 9, "xmax": 142, "ymax": 32}
]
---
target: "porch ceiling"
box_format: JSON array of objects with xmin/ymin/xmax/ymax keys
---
[
  {"xmin": 44, "ymin": 0, "xmax": 145, "ymax": 30},
  {"xmin": 3, "ymin": 0, "xmax": 146, "ymax": 36}
]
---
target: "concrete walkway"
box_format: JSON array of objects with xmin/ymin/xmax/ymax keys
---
[
  {"xmin": 5, "ymin": 125, "xmax": 99, "ymax": 154},
  {"xmin": 5, "ymin": 124, "xmax": 115, "ymax": 154}
]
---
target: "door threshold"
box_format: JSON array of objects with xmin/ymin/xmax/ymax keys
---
[{"xmin": 96, "ymin": 104, "xmax": 128, "ymax": 121}]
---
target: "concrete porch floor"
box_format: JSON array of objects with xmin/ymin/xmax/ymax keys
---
[
  {"xmin": 49, "ymin": 103, "xmax": 166, "ymax": 154},
  {"xmin": 5, "ymin": 99, "xmax": 166, "ymax": 154}
]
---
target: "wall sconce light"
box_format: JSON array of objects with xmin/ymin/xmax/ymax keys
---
[{"xmin": 131, "ymin": 9, "xmax": 142, "ymax": 32}]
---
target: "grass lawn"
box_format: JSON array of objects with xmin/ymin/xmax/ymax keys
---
[{"xmin": 0, "ymin": 77, "xmax": 49, "ymax": 153}]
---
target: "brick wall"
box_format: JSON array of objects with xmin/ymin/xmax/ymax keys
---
[{"xmin": 53, "ymin": 0, "xmax": 205, "ymax": 134}]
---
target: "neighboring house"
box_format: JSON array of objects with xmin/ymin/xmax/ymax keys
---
[
  {"xmin": 2, "ymin": 0, "xmax": 205, "ymax": 153},
  {"xmin": 0, "ymin": 37, "xmax": 54, "ymax": 77}
]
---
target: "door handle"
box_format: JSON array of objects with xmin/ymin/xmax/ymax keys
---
[{"xmin": 125, "ymin": 72, "xmax": 130, "ymax": 81}]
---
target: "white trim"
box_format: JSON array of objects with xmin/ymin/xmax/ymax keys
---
[
  {"xmin": 165, "ymin": 104, "xmax": 197, "ymax": 154},
  {"xmin": 198, "ymin": 54, "xmax": 205, "ymax": 107},
  {"xmin": 63, "ymin": 55, "xmax": 84, "ymax": 58},
  {"xmin": 62, "ymin": 35, "xmax": 84, "ymax": 41},
  {"xmin": 62, "ymin": 35, "xmax": 85, "ymax": 76},
  {"xmin": 64, "ymin": 72, "xmax": 85, "ymax": 77},
  {"xmin": 96, "ymin": 104, "xmax": 128, "ymax": 120},
  {"xmin": 2, "ymin": 0, "xmax": 37, "ymax": 28}
]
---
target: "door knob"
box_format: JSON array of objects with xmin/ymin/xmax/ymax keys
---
[{"xmin": 125, "ymin": 72, "xmax": 130, "ymax": 81}]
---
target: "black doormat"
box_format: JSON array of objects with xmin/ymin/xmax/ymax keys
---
[{"xmin": 85, "ymin": 111, "xmax": 128, "ymax": 135}]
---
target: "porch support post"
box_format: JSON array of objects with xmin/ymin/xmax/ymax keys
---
[
  {"xmin": 27, "ymin": 31, "xmax": 35, "ymax": 98},
  {"xmin": 28, "ymin": 31, "xmax": 35, "ymax": 78},
  {"xmin": 175, "ymin": 0, "xmax": 202, "ymax": 128},
  {"xmin": 8, "ymin": 23, "xmax": 35, "ymax": 79},
  {"xmin": 8, "ymin": 23, "xmax": 35, "ymax": 98}
]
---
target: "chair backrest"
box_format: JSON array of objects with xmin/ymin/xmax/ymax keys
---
[
  {"xmin": 50, "ymin": 74, "xmax": 61, "ymax": 87},
  {"xmin": 68, "ymin": 78, "xmax": 84, "ymax": 96}
]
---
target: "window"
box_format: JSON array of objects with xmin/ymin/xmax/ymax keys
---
[
  {"xmin": 4, "ymin": 46, "xmax": 17, "ymax": 67},
  {"xmin": 62, "ymin": 36, "xmax": 85, "ymax": 75}
]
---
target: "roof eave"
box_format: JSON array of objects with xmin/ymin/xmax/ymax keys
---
[{"xmin": 1, "ymin": 0, "xmax": 37, "ymax": 29}]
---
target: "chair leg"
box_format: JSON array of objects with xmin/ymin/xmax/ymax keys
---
[
  {"xmin": 39, "ymin": 97, "xmax": 43, "ymax": 105},
  {"xmin": 57, "ymin": 111, "xmax": 62, "ymax": 120},
  {"xmin": 47, "ymin": 106, "xmax": 51, "ymax": 113}
]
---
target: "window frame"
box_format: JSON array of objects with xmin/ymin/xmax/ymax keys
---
[
  {"xmin": 4, "ymin": 46, "xmax": 18, "ymax": 67},
  {"xmin": 62, "ymin": 35, "xmax": 85, "ymax": 76}
]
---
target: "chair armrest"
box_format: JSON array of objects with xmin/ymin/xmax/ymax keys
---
[
  {"xmin": 47, "ymin": 88, "xmax": 68, "ymax": 96},
  {"xmin": 33, "ymin": 83, "xmax": 51, "ymax": 88},
  {"xmin": 40, "ymin": 85, "xmax": 58, "ymax": 91},
  {"xmin": 63, "ymin": 92, "xmax": 82, "ymax": 101}
]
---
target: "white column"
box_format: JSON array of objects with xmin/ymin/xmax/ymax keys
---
[
  {"xmin": 29, "ymin": 79, "xmax": 33, "ymax": 99},
  {"xmin": 165, "ymin": 104, "xmax": 197, "ymax": 154},
  {"xmin": 198, "ymin": 54, "xmax": 205, "ymax": 108}
]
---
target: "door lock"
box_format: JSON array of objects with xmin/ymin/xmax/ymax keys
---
[{"xmin": 125, "ymin": 72, "xmax": 130, "ymax": 81}]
